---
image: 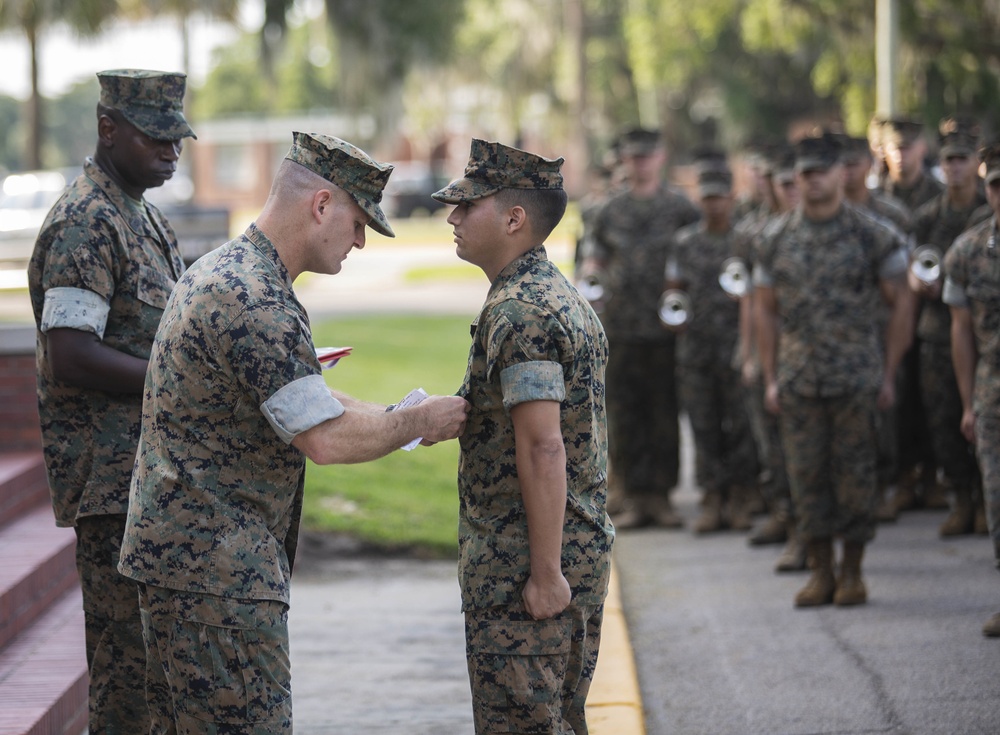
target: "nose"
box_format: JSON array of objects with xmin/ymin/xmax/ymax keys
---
[
  {"xmin": 162, "ymin": 140, "xmax": 182, "ymax": 161},
  {"xmin": 355, "ymin": 228, "xmax": 366, "ymax": 250},
  {"xmin": 447, "ymin": 206, "xmax": 461, "ymax": 226}
]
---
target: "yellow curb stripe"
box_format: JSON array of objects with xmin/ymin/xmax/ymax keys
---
[{"xmin": 587, "ymin": 562, "xmax": 645, "ymax": 735}]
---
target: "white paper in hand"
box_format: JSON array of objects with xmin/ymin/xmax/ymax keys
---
[{"xmin": 388, "ymin": 387, "xmax": 429, "ymax": 451}]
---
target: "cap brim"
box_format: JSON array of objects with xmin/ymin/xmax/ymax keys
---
[
  {"xmin": 125, "ymin": 109, "xmax": 196, "ymax": 141},
  {"xmin": 795, "ymin": 158, "xmax": 834, "ymax": 173},
  {"xmin": 350, "ymin": 194, "xmax": 394, "ymax": 238},
  {"xmin": 940, "ymin": 145, "xmax": 974, "ymax": 159},
  {"xmin": 698, "ymin": 184, "xmax": 732, "ymax": 198},
  {"xmin": 431, "ymin": 178, "xmax": 499, "ymax": 204}
]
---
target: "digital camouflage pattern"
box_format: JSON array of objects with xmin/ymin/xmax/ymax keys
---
[
  {"xmin": 75, "ymin": 515, "xmax": 149, "ymax": 735},
  {"xmin": 945, "ymin": 214, "xmax": 1000, "ymax": 563},
  {"xmin": 883, "ymin": 172, "xmax": 944, "ymax": 214},
  {"xmin": 97, "ymin": 69, "xmax": 195, "ymax": 140},
  {"xmin": 119, "ymin": 223, "xmax": 335, "ymax": 604},
  {"xmin": 457, "ymin": 245, "xmax": 613, "ymax": 612},
  {"xmin": 140, "ymin": 585, "xmax": 291, "ymax": 733},
  {"xmin": 671, "ymin": 222, "xmax": 756, "ymax": 494},
  {"xmin": 780, "ymin": 391, "xmax": 879, "ymax": 544},
  {"xmin": 285, "ymin": 131, "xmax": 394, "ymax": 237},
  {"xmin": 28, "ymin": 158, "xmax": 186, "ymax": 526},
  {"xmin": 913, "ymin": 190, "xmax": 988, "ymax": 344},
  {"xmin": 465, "ymin": 602, "xmax": 603, "ymax": 734},
  {"xmin": 753, "ymin": 205, "xmax": 908, "ymax": 397},
  {"xmin": 581, "ymin": 186, "xmax": 700, "ymax": 339},
  {"xmin": 432, "ymin": 138, "xmax": 565, "ymax": 204},
  {"xmin": 944, "ymin": 216, "xmax": 1000, "ymax": 419}
]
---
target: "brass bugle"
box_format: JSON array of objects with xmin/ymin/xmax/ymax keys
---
[
  {"xmin": 658, "ymin": 289, "xmax": 692, "ymax": 327},
  {"xmin": 911, "ymin": 245, "xmax": 942, "ymax": 285},
  {"xmin": 718, "ymin": 257, "xmax": 750, "ymax": 298}
]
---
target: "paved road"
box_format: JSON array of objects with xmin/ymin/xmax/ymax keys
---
[{"xmin": 615, "ymin": 482, "xmax": 1000, "ymax": 735}]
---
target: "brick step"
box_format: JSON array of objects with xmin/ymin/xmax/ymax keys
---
[
  {"xmin": 0, "ymin": 504, "xmax": 77, "ymax": 651},
  {"xmin": 0, "ymin": 453, "xmax": 48, "ymax": 529},
  {"xmin": 0, "ymin": 587, "xmax": 87, "ymax": 735}
]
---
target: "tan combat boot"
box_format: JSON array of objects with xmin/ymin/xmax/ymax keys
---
[
  {"xmin": 833, "ymin": 541, "xmax": 867, "ymax": 606},
  {"xmin": 646, "ymin": 494, "xmax": 685, "ymax": 529},
  {"xmin": 692, "ymin": 492, "xmax": 724, "ymax": 534},
  {"xmin": 974, "ymin": 495, "xmax": 989, "ymax": 535},
  {"xmin": 922, "ymin": 465, "xmax": 949, "ymax": 510},
  {"xmin": 748, "ymin": 509, "xmax": 788, "ymax": 546},
  {"xmin": 726, "ymin": 486, "xmax": 754, "ymax": 532},
  {"xmin": 939, "ymin": 485, "xmax": 974, "ymax": 537},
  {"xmin": 982, "ymin": 612, "xmax": 1000, "ymax": 637},
  {"xmin": 892, "ymin": 467, "xmax": 919, "ymax": 513},
  {"xmin": 794, "ymin": 538, "xmax": 836, "ymax": 607},
  {"xmin": 775, "ymin": 520, "xmax": 807, "ymax": 572}
]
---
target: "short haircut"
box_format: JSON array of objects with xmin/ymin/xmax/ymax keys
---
[{"xmin": 492, "ymin": 187, "xmax": 568, "ymax": 241}]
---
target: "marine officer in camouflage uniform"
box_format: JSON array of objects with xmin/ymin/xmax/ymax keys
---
[
  {"xmin": 433, "ymin": 139, "xmax": 613, "ymax": 734},
  {"xmin": 118, "ymin": 132, "xmax": 469, "ymax": 733},
  {"xmin": 27, "ymin": 69, "xmax": 195, "ymax": 734},
  {"xmin": 911, "ymin": 117, "xmax": 987, "ymax": 536},
  {"xmin": 880, "ymin": 117, "xmax": 945, "ymax": 513},
  {"xmin": 579, "ymin": 127, "xmax": 700, "ymax": 529},
  {"xmin": 755, "ymin": 133, "xmax": 913, "ymax": 608},
  {"xmin": 667, "ymin": 159, "xmax": 757, "ymax": 533},
  {"xmin": 944, "ymin": 141, "xmax": 1000, "ymax": 637}
]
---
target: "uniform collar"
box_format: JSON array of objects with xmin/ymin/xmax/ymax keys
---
[
  {"xmin": 83, "ymin": 158, "xmax": 159, "ymax": 240},
  {"xmin": 244, "ymin": 222, "xmax": 296, "ymax": 293}
]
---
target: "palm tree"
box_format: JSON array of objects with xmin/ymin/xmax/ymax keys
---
[{"xmin": 0, "ymin": 0, "xmax": 118, "ymax": 169}]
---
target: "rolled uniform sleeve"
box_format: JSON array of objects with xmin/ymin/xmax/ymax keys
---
[
  {"xmin": 261, "ymin": 375, "xmax": 345, "ymax": 444},
  {"xmin": 41, "ymin": 286, "xmax": 110, "ymax": 338},
  {"xmin": 878, "ymin": 246, "xmax": 909, "ymax": 280},
  {"xmin": 500, "ymin": 361, "xmax": 566, "ymax": 410}
]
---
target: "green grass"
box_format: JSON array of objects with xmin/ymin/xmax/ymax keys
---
[{"xmin": 304, "ymin": 314, "xmax": 473, "ymax": 557}]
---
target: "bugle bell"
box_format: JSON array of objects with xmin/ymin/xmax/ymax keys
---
[
  {"xmin": 575, "ymin": 273, "xmax": 610, "ymax": 313},
  {"xmin": 718, "ymin": 257, "xmax": 750, "ymax": 298},
  {"xmin": 910, "ymin": 245, "xmax": 942, "ymax": 285},
  {"xmin": 658, "ymin": 289, "xmax": 692, "ymax": 327}
]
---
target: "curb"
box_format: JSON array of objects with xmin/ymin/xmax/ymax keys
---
[{"xmin": 587, "ymin": 562, "xmax": 645, "ymax": 734}]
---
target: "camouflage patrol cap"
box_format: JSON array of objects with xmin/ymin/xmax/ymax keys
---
[
  {"xmin": 97, "ymin": 69, "xmax": 195, "ymax": 140},
  {"xmin": 882, "ymin": 118, "xmax": 923, "ymax": 147},
  {"xmin": 618, "ymin": 127, "xmax": 662, "ymax": 156},
  {"xmin": 766, "ymin": 144, "xmax": 797, "ymax": 180},
  {"xmin": 794, "ymin": 132, "xmax": 843, "ymax": 172},
  {"xmin": 697, "ymin": 167, "xmax": 732, "ymax": 198},
  {"xmin": 841, "ymin": 136, "xmax": 873, "ymax": 163},
  {"xmin": 285, "ymin": 131, "xmax": 395, "ymax": 237},
  {"xmin": 979, "ymin": 142, "xmax": 1000, "ymax": 185},
  {"xmin": 938, "ymin": 116, "xmax": 981, "ymax": 158},
  {"xmin": 431, "ymin": 139, "xmax": 564, "ymax": 204}
]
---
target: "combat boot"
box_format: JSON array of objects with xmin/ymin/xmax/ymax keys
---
[
  {"xmin": 726, "ymin": 486, "xmax": 754, "ymax": 531},
  {"xmin": 646, "ymin": 495, "xmax": 685, "ymax": 529},
  {"xmin": 692, "ymin": 492, "xmax": 724, "ymax": 534},
  {"xmin": 892, "ymin": 467, "xmax": 918, "ymax": 513},
  {"xmin": 775, "ymin": 520, "xmax": 807, "ymax": 572},
  {"xmin": 610, "ymin": 498, "xmax": 651, "ymax": 530},
  {"xmin": 974, "ymin": 498, "xmax": 989, "ymax": 535},
  {"xmin": 794, "ymin": 538, "xmax": 835, "ymax": 607},
  {"xmin": 922, "ymin": 465, "xmax": 949, "ymax": 510},
  {"xmin": 833, "ymin": 541, "xmax": 867, "ymax": 606},
  {"xmin": 748, "ymin": 510, "xmax": 788, "ymax": 546},
  {"xmin": 982, "ymin": 612, "xmax": 1000, "ymax": 637},
  {"xmin": 939, "ymin": 485, "xmax": 974, "ymax": 537}
]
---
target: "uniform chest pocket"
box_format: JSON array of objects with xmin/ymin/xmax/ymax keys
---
[{"xmin": 136, "ymin": 265, "xmax": 176, "ymax": 310}]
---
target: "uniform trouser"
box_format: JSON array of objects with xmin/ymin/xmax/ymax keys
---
[
  {"xmin": 74, "ymin": 513, "xmax": 149, "ymax": 735},
  {"xmin": 779, "ymin": 390, "xmax": 879, "ymax": 544},
  {"xmin": 606, "ymin": 338, "xmax": 679, "ymax": 498},
  {"xmin": 465, "ymin": 601, "xmax": 603, "ymax": 735},
  {"xmin": 678, "ymin": 361, "xmax": 757, "ymax": 495},
  {"xmin": 896, "ymin": 340, "xmax": 934, "ymax": 476},
  {"xmin": 975, "ymin": 415, "xmax": 1000, "ymax": 568},
  {"xmin": 139, "ymin": 585, "xmax": 292, "ymax": 735},
  {"xmin": 744, "ymin": 374, "xmax": 791, "ymax": 514},
  {"xmin": 919, "ymin": 341, "xmax": 980, "ymax": 491}
]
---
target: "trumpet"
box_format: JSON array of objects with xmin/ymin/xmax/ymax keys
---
[
  {"xmin": 658, "ymin": 289, "xmax": 692, "ymax": 327},
  {"xmin": 575, "ymin": 273, "xmax": 610, "ymax": 313},
  {"xmin": 910, "ymin": 245, "xmax": 942, "ymax": 285},
  {"xmin": 718, "ymin": 257, "xmax": 750, "ymax": 298}
]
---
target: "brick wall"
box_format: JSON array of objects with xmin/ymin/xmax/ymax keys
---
[{"xmin": 0, "ymin": 326, "xmax": 41, "ymax": 451}]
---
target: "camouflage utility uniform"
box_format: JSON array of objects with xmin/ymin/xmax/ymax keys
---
[
  {"xmin": 28, "ymin": 158, "xmax": 186, "ymax": 733},
  {"xmin": 458, "ymin": 246, "xmax": 614, "ymax": 734},
  {"xmin": 671, "ymin": 221, "xmax": 756, "ymax": 516},
  {"xmin": 755, "ymin": 206, "xmax": 909, "ymax": 543},
  {"xmin": 583, "ymin": 186, "xmax": 699, "ymax": 517},
  {"xmin": 944, "ymin": 218, "xmax": 1000, "ymax": 563},
  {"xmin": 119, "ymin": 223, "xmax": 346, "ymax": 732},
  {"xmin": 913, "ymin": 191, "xmax": 987, "ymax": 524}
]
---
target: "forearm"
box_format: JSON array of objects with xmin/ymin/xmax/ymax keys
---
[
  {"xmin": 47, "ymin": 328, "xmax": 147, "ymax": 393},
  {"xmin": 951, "ymin": 311, "xmax": 978, "ymax": 412},
  {"xmin": 517, "ymin": 439, "xmax": 568, "ymax": 578},
  {"xmin": 754, "ymin": 291, "xmax": 778, "ymax": 385}
]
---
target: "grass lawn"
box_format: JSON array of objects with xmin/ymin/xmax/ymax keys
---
[{"xmin": 305, "ymin": 313, "xmax": 474, "ymax": 558}]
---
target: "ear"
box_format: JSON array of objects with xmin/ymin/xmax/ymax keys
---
[
  {"xmin": 505, "ymin": 204, "xmax": 528, "ymax": 235},
  {"xmin": 97, "ymin": 114, "xmax": 117, "ymax": 147},
  {"xmin": 312, "ymin": 189, "xmax": 333, "ymax": 223}
]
